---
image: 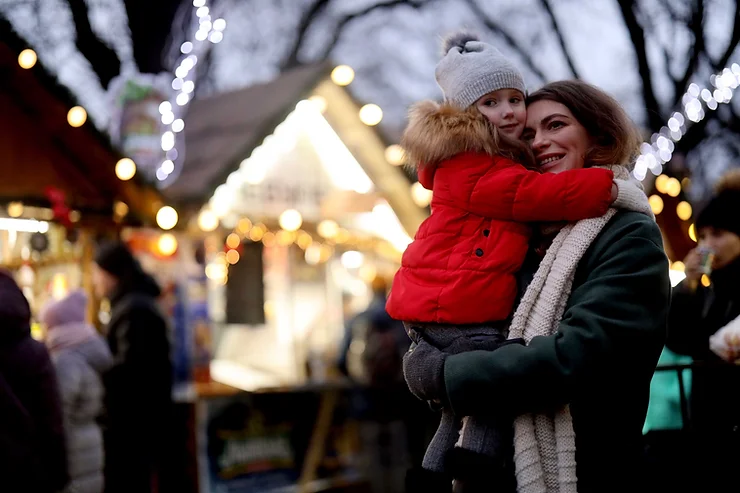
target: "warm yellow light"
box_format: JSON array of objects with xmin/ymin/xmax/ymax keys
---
[
  {"xmin": 115, "ymin": 158, "xmax": 137, "ymax": 181},
  {"xmin": 198, "ymin": 209, "xmax": 219, "ymax": 232},
  {"xmin": 158, "ymin": 233, "xmax": 178, "ymax": 256},
  {"xmin": 67, "ymin": 106, "xmax": 87, "ymax": 128},
  {"xmin": 359, "ymin": 104, "xmax": 383, "ymax": 126},
  {"xmin": 305, "ymin": 244, "xmax": 321, "ymax": 265},
  {"xmin": 676, "ymin": 201, "xmax": 693, "ymax": 221},
  {"xmin": 671, "ymin": 261, "xmax": 686, "ymax": 272},
  {"xmin": 7, "ymin": 202, "xmax": 23, "ymax": 218},
  {"xmin": 51, "ymin": 273, "xmax": 68, "ymax": 299},
  {"xmin": 114, "ymin": 201, "xmax": 129, "ymax": 218},
  {"xmin": 385, "ymin": 144, "xmax": 405, "ymax": 166},
  {"xmin": 359, "ymin": 264, "xmax": 377, "ymax": 282},
  {"xmin": 331, "ymin": 65, "xmax": 355, "ymax": 86},
  {"xmin": 309, "ymin": 95, "xmax": 328, "ymax": 113},
  {"xmin": 335, "ymin": 228, "xmax": 351, "ymax": 244},
  {"xmin": 665, "ymin": 177, "xmax": 681, "ymax": 197},
  {"xmin": 236, "ymin": 218, "xmax": 252, "ymax": 235},
  {"xmin": 654, "ymin": 174, "xmax": 670, "ymax": 194},
  {"xmin": 279, "ymin": 209, "xmax": 303, "ymax": 232},
  {"xmin": 69, "ymin": 210, "xmax": 81, "ymax": 223},
  {"xmin": 296, "ymin": 231, "xmax": 313, "ymax": 249},
  {"xmin": 318, "ymin": 244, "xmax": 334, "ymax": 263},
  {"xmin": 262, "ymin": 231, "xmax": 276, "ymax": 247},
  {"xmin": 689, "ymin": 223, "xmax": 697, "ymax": 242},
  {"xmin": 701, "ymin": 274, "xmax": 711, "ymax": 287},
  {"xmin": 276, "ymin": 230, "xmax": 295, "ymax": 246},
  {"xmin": 226, "ymin": 233, "xmax": 241, "ymax": 250},
  {"xmin": 411, "ymin": 182, "xmax": 433, "ymax": 208},
  {"xmin": 249, "ymin": 227, "xmax": 264, "ymax": 242},
  {"xmin": 18, "ymin": 49, "xmax": 37, "ymax": 69},
  {"xmin": 156, "ymin": 206, "xmax": 178, "ymax": 230},
  {"xmin": 648, "ymin": 195, "xmax": 664, "ymax": 215},
  {"xmin": 205, "ymin": 263, "xmax": 228, "ymax": 280},
  {"xmin": 226, "ymin": 249, "xmax": 240, "ymax": 265},
  {"xmin": 317, "ymin": 219, "xmax": 339, "ymax": 239}
]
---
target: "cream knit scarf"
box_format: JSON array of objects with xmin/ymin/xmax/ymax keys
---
[{"xmin": 504, "ymin": 167, "xmax": 653, "ymax": 493}]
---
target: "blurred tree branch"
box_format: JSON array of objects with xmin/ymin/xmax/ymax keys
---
[
  {"xmin": 281, "ymin": 0, "xmax": 331, "ymax": 69},
  {"xmin": 463, "ymin": 0, "xmax": 547, "ymax": 82},
  {"xmin": 282, "ymin": 0, "xmax": 430, "ymax": 70},
  {"xmin": 67, "ymin": 0, "xmax": 121, "ymax": 88},
  {"xmin": 538, "ymin": 0, "xmax": 580, "ymax": 79},
  {"xmin": 617, "ymin": 0, "xmax": 664, "ymax": 130},
  {"xmin": 714, "ymin": 1, "xmax": 740, "ymax": 70},
  {"xmin": 674, "ymin": 0, "xmax": 704, "ymax": 101},
  {"xmin": 316, "ymin": 0, "xmax": 428, "ymax": 61}
]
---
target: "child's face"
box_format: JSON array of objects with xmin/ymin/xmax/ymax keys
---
[{"xmin": 475, "ymin": 89, "xmax": 526, "ymax": 139}]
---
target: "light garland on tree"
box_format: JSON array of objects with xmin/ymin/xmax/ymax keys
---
[
  {"xmin": 155, "ymin": 0, "xmax": 226, "ymax": 183},
  {"xmin": 633, "ymin": 63, "xmax": 740, "ymax": 181}
]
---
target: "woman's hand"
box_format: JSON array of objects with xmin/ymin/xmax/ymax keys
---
[
  {"xmin": 683, "ymin": 248, "xmax": 703, "ymax": 291},
  {"xmin": 403, "ymin": 340, "xmax": 447, "ymax": 403},
  {"xmin": 610, "ymin": 183, "xmax": 618, "ymax": 203}
]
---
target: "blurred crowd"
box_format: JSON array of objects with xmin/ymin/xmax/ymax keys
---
[{"xmin": 0, "ymin": 241, "xmax": 172, "ymax": 493}]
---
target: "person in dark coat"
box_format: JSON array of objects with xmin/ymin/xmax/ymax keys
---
[
  {"xmin": 0, "ymin": 270, "xmax": 69, "ymax": 493},
  {"xmin": 665, "ymin": 170, "xmax": 740, "ymax": 492},
  {"xmin": 93, "ymin": 241, "xmax": 173, "ymax": 493}
]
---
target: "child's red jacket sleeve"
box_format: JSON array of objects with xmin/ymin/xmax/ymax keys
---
[{"xmin": 436, "ymin": 156, "xmax": 614, "ymax": 222}]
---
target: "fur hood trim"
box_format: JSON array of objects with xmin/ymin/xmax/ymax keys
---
[{"xmin": 401, "ymin": 100, "xmax": 500, "ymax": 171}]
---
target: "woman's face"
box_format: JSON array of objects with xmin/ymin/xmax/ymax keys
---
[
  {"xmin": 523, "ymin": 100, "xmax": 591, "ymax": 173},
  {"xmin": 698, "ymin": 227, "xmax": 740, "ymax": 270}
]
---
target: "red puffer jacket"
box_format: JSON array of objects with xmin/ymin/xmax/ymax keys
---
[{"xmin": 386, "ymin": 154, "xmax": 614, "ymax": 324}]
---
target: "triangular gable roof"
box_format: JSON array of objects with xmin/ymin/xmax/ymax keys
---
[{"xmin": 166, "ymin": 63, "xmax": 331, "ymax": 204}]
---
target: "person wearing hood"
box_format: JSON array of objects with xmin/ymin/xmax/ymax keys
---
[
  {"xmin": 666, "ymin": 169, "xmax": 740, "ymax": 491},
  {"xmin": 93, "ymin": 241, "xmax": 172, "ymax": 493},
  {"xmin": 0, "ymin": 270, "xmax": 69, "ymax": 492},
  {"xmin": 41, "ymin": 289, "xmax": 113, "ymax": 493}
]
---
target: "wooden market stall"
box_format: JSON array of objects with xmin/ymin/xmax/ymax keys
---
[
  {"xmin": 162, "ymin": 63, "xmax": 434, "ymax": 493},
  {"xmin": 0, "ymin": 18, "xmax": 163, "ymax": 317}
]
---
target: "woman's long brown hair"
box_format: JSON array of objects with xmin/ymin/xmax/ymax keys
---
[{"xmin": 526, "ymin": 80, "xmax": 643, "ymax": 169}]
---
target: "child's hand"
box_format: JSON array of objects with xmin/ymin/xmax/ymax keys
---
[{"xmin": 610, "ymin": 183, "xmax": 618, "ymax": 203}]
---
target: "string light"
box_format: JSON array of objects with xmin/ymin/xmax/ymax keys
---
[
  {"xmin": 689, "ymin": 223, "xmax": 697, "ymax": 242},
  {"xmin": 153, "ymin": 1, "xmax": 228, "ymax": 183},
  {"xmin": 156, "ymin": 206, "xmax": 179, "ymax": 230},
  {"xmin": 648, "ymin": 195, "xmax": 664, "ymax": 215},
  {"xmin": 331, "ymin": 65, "xmax": 355, "ymax": 86},
  {"xmin": 385, "ymin": 144, "xmax": 405, "ymax": 166},
  {"xmin": 359, "ymin": 104, "xmax": 383, "ymax": 126},
  {"xmin": 633, "ymin": 64, "xmax": 740, "ymax": 181},
  {"xmin": 67, "ymin": 106, "xmax": 87, "ymax": 127},
  {"xmin": 115, "ymin": 158, "xmax": 136, "ymax": 181},
  {"xmin": 18, "ymin": 49, "xmax": 37, "ymax": 69},
  {"xmin": 676, "ymin": 201, "xmax": 693, "ymax": 221},
  {"xmin": 198, "ymin": 209, "xmax": 219, "ymax": 232}
]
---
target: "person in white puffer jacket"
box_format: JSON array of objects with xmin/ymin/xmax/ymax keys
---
[{"xmin": 42, "ymin": 289, "xmax": 113, "ymax": 493}]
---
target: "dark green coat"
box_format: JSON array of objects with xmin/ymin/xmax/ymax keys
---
[{"xmin": 443, "ymin": 211, "xmax": 670, "ymax": 493}]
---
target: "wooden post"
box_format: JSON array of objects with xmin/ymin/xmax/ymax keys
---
[{"xmin": 80, "ymin": 229, "xmax": 100, "ymax": 330}]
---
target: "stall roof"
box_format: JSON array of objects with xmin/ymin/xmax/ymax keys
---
[
  {"xmin": 165, "ymin": 63, "xmax": 332, "ymax": 205},
  {"xmin": 0, "ymin": 18, "xmax": 162, "ymax": 227},
  {"xmin": 164, "ymin": 62, "xmax": 427, "ymax": 235}
]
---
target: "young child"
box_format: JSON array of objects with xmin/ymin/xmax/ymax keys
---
[{"xmin": 386, "ymin": 33, "xmax": 623, "ymax": 491}]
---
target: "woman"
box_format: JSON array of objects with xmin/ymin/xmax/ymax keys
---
[
  {"xmin": 665, "ymin": 170, "xmax": 740, "ymax": 492},
  {"xmin": 0, "ymin": 270, "xmax": 68, "ymax": 492},
  {"xmin": 42, "ymin": 289, "xmax": 113, "ymax": 493},
  {"xmin": 93, "ymin": 241, "xmax": 172, "ymax": 493},
  {"xmin": 404, "ymin": 80, "xmax": 670, "ymax": 493}
]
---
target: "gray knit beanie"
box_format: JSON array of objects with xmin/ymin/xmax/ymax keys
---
[{"xmin": 435, "ymin": 32, "xmax": 526, "ymax": 109}]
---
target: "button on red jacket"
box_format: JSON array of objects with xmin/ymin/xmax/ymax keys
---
[{"xmin": 386, "ymin": 101, "xmax": 615, "ymax": 325}]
